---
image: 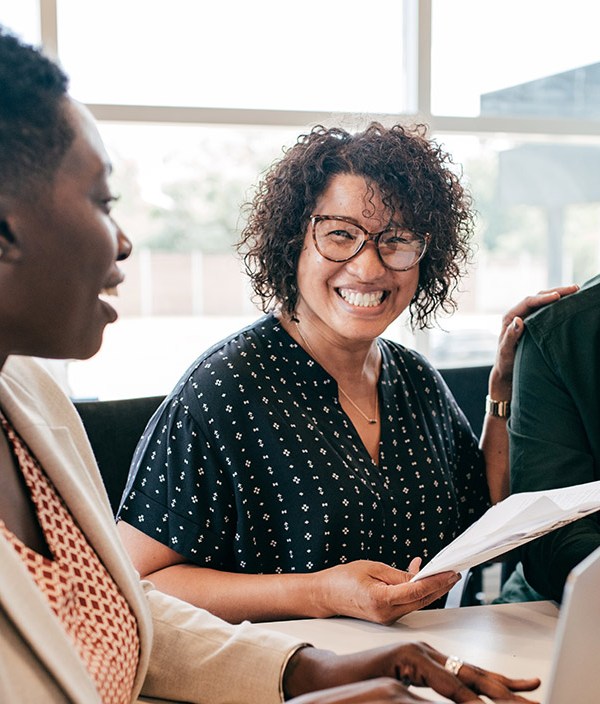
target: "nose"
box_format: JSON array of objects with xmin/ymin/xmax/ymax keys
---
[
  {"xmin": 346, "ymin": 238, "xmax": 387, "ymax": 279},
  {"xmin": 116, "ymin": 227, "xmax": 132, "ymax": 262}
]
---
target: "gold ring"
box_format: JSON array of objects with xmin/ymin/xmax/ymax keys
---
[{"xmin": 444, "ymin": 655, "xmax": 464, "ymax": 676}]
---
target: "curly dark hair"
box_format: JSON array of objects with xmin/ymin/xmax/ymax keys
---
[
  {"xmin": 0, "ymin": 26, "xmax": 73, "ymax": 198},
  {"xmin": 238, "ymin": 122, "xmax": 475, "ymax": 329}
]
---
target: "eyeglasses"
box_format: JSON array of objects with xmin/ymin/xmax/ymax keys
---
[{"xmin": 310, "ymin": 215, "xmax": 429, "ymax": 272}]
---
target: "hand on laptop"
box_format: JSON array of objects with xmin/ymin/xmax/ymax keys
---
[
  {"xmin": 290, "ymin": 680, "xmax": 534, "ymax": 704},
  {"xmin": 284, "ymin": 641, "xmax": 541, "ymax": 703}
]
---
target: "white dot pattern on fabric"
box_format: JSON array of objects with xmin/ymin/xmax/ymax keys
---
[{"xmin": 120, "ymin": 314, "xmax": 488, "ymax": 574}]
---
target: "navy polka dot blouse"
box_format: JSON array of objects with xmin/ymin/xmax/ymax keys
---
[{"xmin": 119, "ymin": 314, "xmax": 489, "ymax": 574}]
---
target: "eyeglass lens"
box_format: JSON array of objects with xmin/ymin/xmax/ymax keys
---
[{"xmin": 313, "ymin": 217, "xmax": 425, "ymax": 270}]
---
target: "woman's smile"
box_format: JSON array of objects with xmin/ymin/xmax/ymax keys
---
[{"xmin": 336, "ymin": 288, "xmax": 388, "ymax": 308}]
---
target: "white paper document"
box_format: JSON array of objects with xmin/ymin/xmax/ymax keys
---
[{"xmin": 411, "ymin": 480, "xmax": 600, "ymax": 581}]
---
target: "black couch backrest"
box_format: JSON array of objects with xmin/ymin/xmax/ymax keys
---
[
  {"xmin": 74, "ymin": 395, "xmax": 165, "ymax": 515},
  {"xmin": 75, "ymin": 365, "xmax": 491, "ymax": 517},
  {"xmin": 438, "ymin": 365, "xmax": 491, "ymax": 438}
]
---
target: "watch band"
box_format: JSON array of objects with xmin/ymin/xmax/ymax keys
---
[{"xmin": 485, "ymin": 394, "xmax": 511, "ymax": 418}]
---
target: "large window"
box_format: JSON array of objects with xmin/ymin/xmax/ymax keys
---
[
  {"xmin": 58, "ymin": 0, "xmax": 413, "ymax": 114},
  {"xmin": 431, "ymin": 0, "xmax": 600, "ymax": 119},
  {"xmin": 1, "ymin": 0, "xmax": 39, "ymax": 43},
  {"xmin": 2, "ymin": 0, "xmax": 600, "ymax": 399}
]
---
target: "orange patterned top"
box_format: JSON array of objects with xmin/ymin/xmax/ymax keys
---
[{"xmin": 0, "ymin": 414, "xmax": 140, "ymax": 704}]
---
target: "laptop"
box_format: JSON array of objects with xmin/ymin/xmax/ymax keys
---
[{"xmin": 545, "ymin": 544, "xmax": 600, "ymax": 704}]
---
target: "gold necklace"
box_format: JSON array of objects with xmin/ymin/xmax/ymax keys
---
[{"xmin": 294, "ymin": 321, "xmax": 379, "ymax": 425}]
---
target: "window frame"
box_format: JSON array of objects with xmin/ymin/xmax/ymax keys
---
[{"xmin": 35, "ymin": 0, "xmax": 600, "ymax": 137}]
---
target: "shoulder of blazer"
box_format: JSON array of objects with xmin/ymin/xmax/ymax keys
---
[{"xmin": 0, "ymin": 355, "xmax": 154, "ymax": 699}]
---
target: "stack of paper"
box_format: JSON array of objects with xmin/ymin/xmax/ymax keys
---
[{"xmin": 411, "ymin": 480, "xmax": 600, "ymax": 581}]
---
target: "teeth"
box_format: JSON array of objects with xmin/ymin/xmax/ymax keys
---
[
  {"xmin": 338, "ymin": 289, "xmax": 384, "ymax": 307},
  {"xmin": 100, "ymin": 286, "xmax": 119, "ymax": 297}
]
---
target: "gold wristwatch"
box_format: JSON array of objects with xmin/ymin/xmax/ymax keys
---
[{"xmin": 485, "ymin": 395, "xmax": 511, "ymax": 418}]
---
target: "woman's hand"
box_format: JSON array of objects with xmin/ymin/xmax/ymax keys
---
[
  {"xmin": 284, "ymin": 642, "xmax": 541, "ymax": 703},
  {"xmin": 119, "ymin": 523, "xmax": 456, "ymax": 623},
  {"xmin": 288, "ymin": 679, "xmax": 531, "ymax": 703},
  {"xmin": 287, "ymin": 677, "xmax": 446, "ymax": 703},
  {"xmin": 482, "ymin": 285, "xmax": 578, "ymax": 503},
  {"xmin": 490, "ymin": 285, "xmax": 578, "ymax": 400},
  {"xmin": 307, "ymin": 559, "xmax": 460, "ymax": 625}
]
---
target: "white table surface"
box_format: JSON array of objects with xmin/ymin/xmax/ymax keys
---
[{"xmin": 262, "ymin": 601, "xmax": 560, "ymax": 702}]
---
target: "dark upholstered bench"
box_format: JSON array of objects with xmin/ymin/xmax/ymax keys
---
[
  {"xmin": 438, "ymin": 365, "xmax": 491, "ymax": 438},
  {"xmin": 74, "ymin": 394, "xmax": 165, "ymax": 515}
]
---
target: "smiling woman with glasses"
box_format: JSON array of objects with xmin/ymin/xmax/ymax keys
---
[{"xmin": 118, "ymin": 122, "xmax": 574, "ymax": 627}]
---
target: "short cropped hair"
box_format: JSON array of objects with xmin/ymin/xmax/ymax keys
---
[
  {"xmin": 238, "ymin": 122, "xmax": 475, "ymax": 329},
  {"xmin": 0, "ymin": 26, "xmax": 73, "ymax": 198}
]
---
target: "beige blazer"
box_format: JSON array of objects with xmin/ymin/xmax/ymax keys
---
[{"xmin": 0, "ymin": 356, "xmax": 303, "ymax": 704}]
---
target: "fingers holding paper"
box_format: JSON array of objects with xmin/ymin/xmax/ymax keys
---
[
  {"xmin": 410, "ymin": 481, "xmax": 600, "ymax": 582},
  {"xmin": 314, "ymin": 560, "xmax": 460, "ymax": 624}
]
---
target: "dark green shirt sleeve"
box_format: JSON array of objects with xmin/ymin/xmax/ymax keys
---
[{"xmin": 509, "ymin": 322, "xmax": 600, "ymax": 602}]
